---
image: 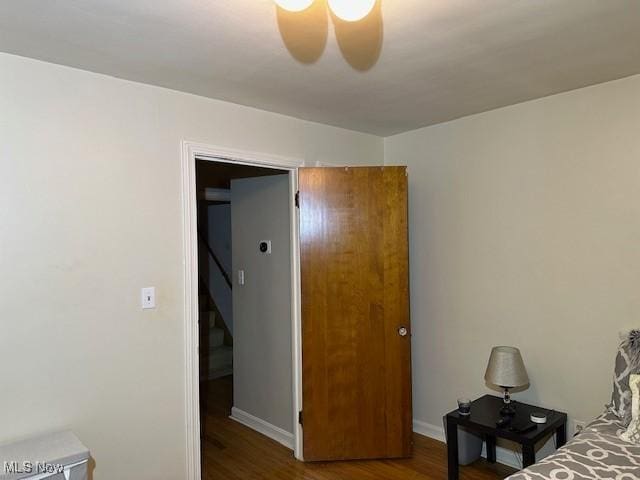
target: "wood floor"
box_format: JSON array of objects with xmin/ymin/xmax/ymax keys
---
[{"xmin": 201, "ymin": 376, "xmax": 516, "ymax": 480}]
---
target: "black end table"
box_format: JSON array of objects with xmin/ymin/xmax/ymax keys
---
[{"xmin": 445, "ymin": 395, "xmax": 567, "ymax": 480}]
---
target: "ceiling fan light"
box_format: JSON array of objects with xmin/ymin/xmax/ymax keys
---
[
  {"xmin": 274, "ymin": 0, "xmax": 314, "ymax": 12},
  {"xmin": 328, "ymin": 0, "xmax": 376, "ymax": 22}
]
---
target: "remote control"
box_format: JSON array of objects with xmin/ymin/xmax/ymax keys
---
[{"xmin": 517, "ymin": 423, "xmax": 537, "ymax": 434}]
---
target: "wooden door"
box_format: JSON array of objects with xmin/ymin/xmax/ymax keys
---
[{"xmin": 299, "ymin": 166, "xmax": 412, "ymax": 461}]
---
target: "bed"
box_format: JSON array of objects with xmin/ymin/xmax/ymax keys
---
[{"xmin": 506, "ymin": 410, "xmax": 640, "ymax": 479}]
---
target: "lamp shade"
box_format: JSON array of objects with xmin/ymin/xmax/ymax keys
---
[{"xmin": 484, "ymin": 346, "xmax": 529, "ymax": 388}]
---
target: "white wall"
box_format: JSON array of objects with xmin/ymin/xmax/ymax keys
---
[
  {"xmin": 230, "ymin": 175, "xmax": 293, "ymax": 435},
  {"xmin": 385, "ymin": 74, "xmax": 640, "ymax": 455},
  {"xmin": 0, "ymin": 53, "xmax": 383, "ymax": 480}
]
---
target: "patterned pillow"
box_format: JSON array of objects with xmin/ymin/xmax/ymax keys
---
[
  {"xmin": 620, "ymin": 374, "xmax": 640, "ymax": 443},
  {"xmin": 610, "ymin": 330, "xmax": 640, "ymax": 426}
]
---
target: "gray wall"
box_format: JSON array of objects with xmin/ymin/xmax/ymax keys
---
[
  {"xmin": 385, "ymin": 73, "xmax": 640, "ymax": 458},
  {"xmin": 231, "ymin": 174, "xmax": 293, "ymax": 433}
]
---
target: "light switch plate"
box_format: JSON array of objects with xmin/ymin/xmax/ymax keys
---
[
  {"xmin": 141, "ymin": 287, "xmax": 156, "ymax": 309},
  {"xmin": 238, "ymin": 270, "xmax": 245, "ymax": 286}
]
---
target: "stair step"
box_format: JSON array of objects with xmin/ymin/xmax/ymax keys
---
[
  {"xmin": 201, "ymin": 365, "xmax": 232, "ymax": 381},
  {"xmin": 199, "ymin": 345, "xmax": 232, "ymax": 381},
  {"xmin": 207, "ymin": 345, "xmax": 232, "ymax": 370},
  {"xmin": 209, "ymin": 327, "xmax": 224, "ymax": 349},
  {"xmin": 198, "ymin": 311, "xmax": 218, "ymax": 329}
]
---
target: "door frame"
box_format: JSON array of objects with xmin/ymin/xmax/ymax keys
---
[{"xmin": 181, "ymin": 141, "xmax": 305, "ymax": 480}]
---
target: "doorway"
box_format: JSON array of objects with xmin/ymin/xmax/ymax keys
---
[
  {"xmin": 182, "ymin": 143, "xmax": 412, "ymax": 480},
  {"xmin": 195, "ymin": 159, "xmax": 299, "ymax": 475}
]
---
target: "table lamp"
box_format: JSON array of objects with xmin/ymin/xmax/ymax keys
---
[{"xmin": 484, "ymin": 346, "xmax": 529, "ymax": 416}]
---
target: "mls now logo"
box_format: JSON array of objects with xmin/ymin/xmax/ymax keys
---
[{"xmin": 4, "ymin": 461, "xmax": 65, "ymax": 475}]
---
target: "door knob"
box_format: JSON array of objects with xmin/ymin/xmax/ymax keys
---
[{"xmin": 398, "ymin": 326, "xmax": 409, "ymax": 337}]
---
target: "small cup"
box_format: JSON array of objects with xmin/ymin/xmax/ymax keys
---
[{"xmin": 457, "ymin": 397, "xmax": 471, "ymax": 416}]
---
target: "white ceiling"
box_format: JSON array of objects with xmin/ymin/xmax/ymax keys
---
[{"xmin": 1, "ymin": 0, "xmax": 639, "ymax": 136}]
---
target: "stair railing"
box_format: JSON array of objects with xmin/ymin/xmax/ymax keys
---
[{"xmin": 197, "ymin": 230, "xmax": 232, "ymax": 290}]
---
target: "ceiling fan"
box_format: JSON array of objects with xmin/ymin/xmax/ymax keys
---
[{"xmin": 274, "ymin": 0, "xmax": 376, "ymax": 22}]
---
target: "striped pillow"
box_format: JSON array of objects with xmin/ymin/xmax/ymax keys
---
[{"xmin": 610, "ymin": 330, "xmax": 640, "ymax": 426}]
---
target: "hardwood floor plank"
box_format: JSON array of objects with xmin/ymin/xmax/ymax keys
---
[{"xmin": 201, "ymin": 377, "xmax": 516, "ymax": 479}]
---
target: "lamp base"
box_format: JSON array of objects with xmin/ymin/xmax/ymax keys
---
[
  {"xmin": 499, "ymin": 403, "xmax": 516, "ymax": 416},
  {"xmin": 500, "ymin": 387, "xmax": 516, "ymax": 416}
]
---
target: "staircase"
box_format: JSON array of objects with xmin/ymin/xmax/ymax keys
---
[
  {"xmin": 196, "ymin": 212, "xmax": 234, "ymax": 381},
  {"xmin": 199, "ymin": 293, "xmax": 233, "ymax": 380}
]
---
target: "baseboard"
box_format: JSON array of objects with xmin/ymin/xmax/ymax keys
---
[
  {"xmin": 413, "ymin": 419, "xmax": 446, "ymax": 442},
  {"xmin": 230, "ymin": 407, "xmax": 294, "ymax": 450},
  {"xmin": 412, "ymin": 419, "xmax": 522, "ymax": 470},
  {"xmin": 228, "ymin": 409, "xmax": 520, "ymax": 467}
]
